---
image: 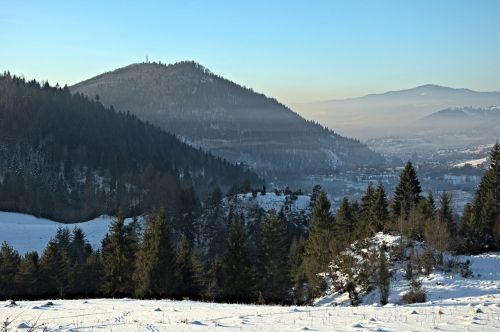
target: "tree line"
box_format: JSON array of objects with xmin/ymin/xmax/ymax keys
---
[
  {"xmin": 0, "ymin": 142, "xmax": 498, "ymax": 303},
  {"xmin": 0, "ymin": 72, "xmax": 259, "ymax": 222}
]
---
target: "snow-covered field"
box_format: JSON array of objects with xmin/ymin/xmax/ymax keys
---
[
  {"xmin": 1, "ymin": 252, "xmax": 500, "ymax": 331},
  {"xmin": 0, "ymin": 212, "xmax": 132, "ymax": 254},
  {"xmin": 1, "ymin": 294, "xmax": 499, "ymax": 331},
  {"xmin": 1, "ymin": 214, "xmax": 500, "ymax": 331}
]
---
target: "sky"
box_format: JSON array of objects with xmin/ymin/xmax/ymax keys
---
[{"xmin": 1, "ymin": 0, "xmax": 500, "ymax": 105}]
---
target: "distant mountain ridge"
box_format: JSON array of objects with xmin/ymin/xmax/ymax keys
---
[
  {"xmin": 296, "ymin": 84, "xmax": 500, "ymax": 139},
  {"xmin": 422, "ymin": 105, "xmax": 500, "ymax": 121},
  {"xmin": 414, "ymin": 106, "xmax": 500, "ymax": 136},
  {"xmin": 71, "ymin": 61, "xmax": 385, "ymax": 177}
]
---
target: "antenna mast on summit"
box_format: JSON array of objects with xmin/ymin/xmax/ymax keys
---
[{"xmin": 146, "ymin": 55, "xmax": 149, "ymax": 63}]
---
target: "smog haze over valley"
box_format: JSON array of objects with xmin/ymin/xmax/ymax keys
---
[{"xmin": 1, "ymin": 1, "xmax": 500, "ymax": 331}]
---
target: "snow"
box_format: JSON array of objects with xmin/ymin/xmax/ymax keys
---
[
  {"xmin": 316, "ymin": 233, "xmax": 500, "ymax": 311},
  {"xmin": 453, "ymin": 157, "xmax": 488, "ymax": 168},
  {"xmin": 236, "ymin": 192, "xmax": 311, "ymax": 214},
  {"xmin": 0, "ymin": 212, "xmax": 137, "ymax": 254},
  {"xmin": 0, "ymin": 294, "xmax": 498, "ymax": 331}
]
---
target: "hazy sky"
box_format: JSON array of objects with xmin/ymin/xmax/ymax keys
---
[{"xmin": 1, "ymin": 0, "xmax": 499, "ymax": 104}]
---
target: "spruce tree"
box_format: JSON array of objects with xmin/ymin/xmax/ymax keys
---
[
  {"xmin": 335, "ymin": 197, "xmax": 355, "ymax": 245},
  {"xmin": 357, "ymin": 183, "xmax": 376, "ymax": 238},
  {"xmin": 392, "ymin": 161, "xmax": 422, "ymax": 236},
  {"xmin": 135, "ymin": 209, "xmax": 176, "ymax": 298},
  {"xmin": 175, "ymin": 234, "xmax": 195, "ymax": 298},
  {"xmin": 68, "ymin": 227, "xmax": 92, "ymax": 294},
  {"xmin": 80, "ymin": 250, "xmax": 103, "ymax": 296},
  {"xmin": 15, "ymin": 251, "xmax": 40, "ymax": 296},
  {"xmin": 39, "ymin": 240, "xmax": 68, "ymax": 298},
  {"xmin": 377, "ymin": 246, "xmax": 390, "ymax": 305},
  {"xmin": 289, "ymin": 236, "xmax": 307, "ymax": 304},
  {"xmin": 373, "ymin": 183, "xmax": 389, "ymax": 232},
  {"xmin": 190, "ymin": 245, "xmax": 206, "ymax": 299},
  {"xmin": 259, "ymin": 211, "xmax": 290, "ymax": 303},
  {"xmin": 101, "ymin": 213, "xmax": 136, "ymax": 296},
  {"xmin": 204, "ymin": 255, "xmax": 223, "ymax": 301},
  {"xmin": 463, "ymin": 142, "xmax": 500, "ymax": 252},
  {"xmin": 438, "ymin": 192, "xmax": 456, "ymax": 238},
  {"xmin": 0, "ymin": 242, "xmax": 21, "ymax": 298},
  {"xmin": 223, "ymin": 216, "xmax": 252, "ymax": 302},
  {"xmin": 304, "ymin": 190, "xmax": 335, "ymax": 298}
]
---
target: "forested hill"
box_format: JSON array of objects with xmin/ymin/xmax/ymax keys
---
[
  {"xmin": 0, "ymin": 73, "xmax": 258, "ymax": 222},
  {"xmin": 71, "ymin": 61, "xmax": 385, "ymax": 176}
]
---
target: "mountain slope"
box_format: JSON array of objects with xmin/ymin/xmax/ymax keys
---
[
  {"xmin": 0, "ymin": 73, "xmax": 258, "ymax": 222},
  {"xmin": 71, "ymin": 61, "xmax": 384, "ymax": 176},
  {"xmin": 297, "ymin": 84, "xmax": 500, "ymax": 139}
]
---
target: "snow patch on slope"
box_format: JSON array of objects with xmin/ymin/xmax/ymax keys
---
[
  {"xmin": 0, "ymin": 212, "xmax": 137, "ymax": 254},
  {"xmin": 315, "ymin": 232, "xmax": 500, "ymax": 307}
]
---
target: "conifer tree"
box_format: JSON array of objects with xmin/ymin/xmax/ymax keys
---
[
  {"xmin": 0, "ymin": 242, "xmax": 21, "ymax": 297},
  {"xmin": 392, "ymin": 161, "xmax": 422, "ymax": 235},
  {"xmin": 223, "ymin": 216, "xmax": 252, "ymax": 302},
  {"xmin": 304, "ymin": 190, "xmax": 335, "ymax": 297},
  {"xmin": 15, "ymin": 251, "xmax": 40, "ymax": 296},
  {"xmin": 438, "ymin": 192, "xmax": 456, "ymax": 238},
  {"xmin": 135, "ymin": 209, "xmax": 176, "ymax": 298},
  {"xmin": 373, "ymin": 183, "xmax": 389, "ymax": 232},
  {"xmin": 259, "ymin": 211, "xmax": 290, "ymax": 303},
  {"xmin": 415, "ymin": 191, "xmax": 436, "ymax": 240},
  {"xmin": 462, "ymin": 142, "xmax": 500, "ymax": 252},
  {"xmin": 175, "ymin": 234, "xmax": 195, "ymax": 298},
  {"xmin": 190, "ymin": 245, "xmax": 206, "ymax": 299},
  {"xmin": 101, "ymin": 213, "xmax": 136, "ymax": 296},
  {"xmin": 202, "ymin": 187, "xmax": 226, "ymax": 261},
  {"xmin": 68, "ymin": 227, "xmax": 92, "ymax": 294},
  {"xmin": 357, "ymin": 183, "xmax": 376, "ymax": 238},
  {"xmin": 335, "ymin": 197, "xmax": 355, "ymax": 245},
  {"xmin": 203, "ymin": 255, "xmax": 223, "ymax": 301},
  {"xmin": 376, "ymin": 246, "xmax": 390, "ymax": 305},
  {"xmin": 289, "ymin": 236, "xmax": 307, "ymax": 304},
  {"xmin": 80, "ymin": 250, "xmax": 103, "ymax": 296},
  {"xmin": 39, "ymin": 240, "xmax": 68, "ymax": 297}
]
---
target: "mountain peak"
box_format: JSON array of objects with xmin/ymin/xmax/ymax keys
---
[
  {"xmin": 414, "ymin": 84, "xmax": 449, "ymax": 90},
  {"xmin": 71, "ymin": 62, "xmax": 385, "ymax": 175}
]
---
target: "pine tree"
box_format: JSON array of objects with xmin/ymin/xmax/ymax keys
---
[
  {"xmin": 39, "ymin": 240, "xmax": 68, "ymax": 297},
  {"xmin": 204, "ymin": 255, "xmax": 223, "ymax": 301},
  {"xmin": 373, "ymin": 183, "xmax": 389, "ymax": 232},
  {"xmin": 15, "ymin": 251, "xmax": 40, "ymax": 296},
  {"xmin": 80, "ymin": 250, "xmax": 103, "ymax": 296},
  {"xmin": 101, "ymin": 213, "xmax": 136, "ymax": 296},
  {"xmin": 463, "ymin": 142, "xmax": 500, "ymax": 252},
  {"xmin": 175, "ymin": 234, "xmax": 195, "ymax": 298},
  {"xmin": 223, "ymin": 216, "xmax": 252, "ymax": 302},
  {"xmin": 68, "ymin": 227, "xmax": 92, "ymax": 294},
  {"xmin": 190, "ymin": 245, "xmax": 206, "ymax": 299},
  {"xmin": 135, "ymin": 209, "xmax": 176, "ymax": 298},
  {"xmin": 202, "ymin": 188, "xmax": 226, "ymax": 261},
  {"xmin": 357, "ymin": 183, "xmax": 376, "ymax": 238},
  {"xmin": 415, "ymin": 191, "xmax": 436, "ymax": 240},
  {"xmin": 376, "ymin": 246, "xmax": 390, "ymax": 305},
  {"xmin": 259, "ymin": 211, "xmax": 290, "ymax": 303},
  {"xmin": 289, "ymin": 236, "xmax": 307, "ymax": 304},
  {"xmin": 304, "ymin": 190, "xmax": 335, "ymax": 298},
  {"xmin": 392, "ymin": 161, "xmax": 422, "ymax": 236},
  {"xmin": 438, "ymin": 192, "xmax": 456, "ymax": 238},
  {"xmin": 335, "ymin": 197, "xmax": 355, "ymax": 245},
  {"xmin": 0, "ymin": 242, "xmax": 21, "ymax": 298}
]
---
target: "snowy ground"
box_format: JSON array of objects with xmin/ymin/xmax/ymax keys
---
[
  {"xmin": 1, "ymin": 295, "xmax": 499, "ymax": 331},
  {"xmin": 0, "ymin": 212, "xmax": 136, "ymax": 254},
  {"xmin": 2, "ymin": 252, "xmax": 500, "ymax": 331}
]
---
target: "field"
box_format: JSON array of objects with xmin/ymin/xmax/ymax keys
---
[{"xmin": 2, "ymin": 295, "xmax": 499, "ymax": 331}]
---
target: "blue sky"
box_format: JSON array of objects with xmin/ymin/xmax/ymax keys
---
[{"xmin": 1, "ymin": 0, "xmax": 499, "ymax": 104}]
